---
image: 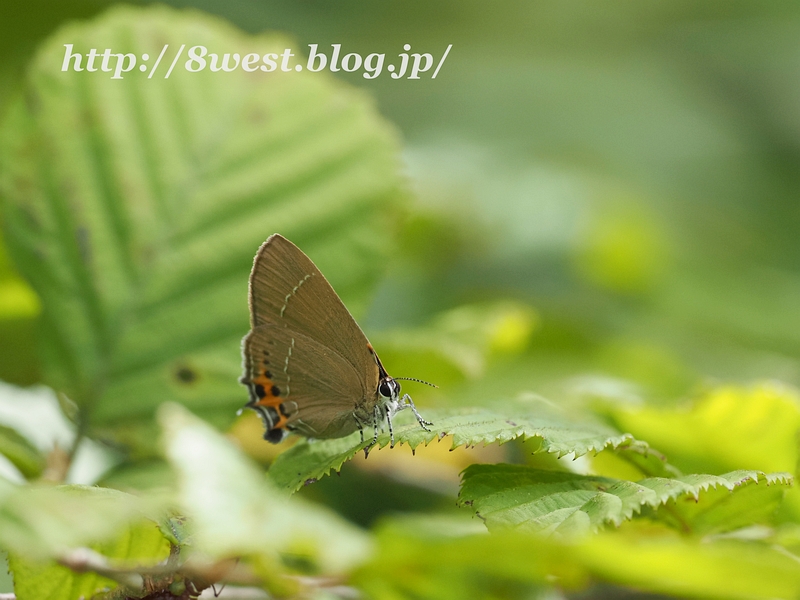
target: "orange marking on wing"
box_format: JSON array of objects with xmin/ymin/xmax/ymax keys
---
[{"xmin": 252, "ymin": 373, "xmax": 284, "ymax": 409}]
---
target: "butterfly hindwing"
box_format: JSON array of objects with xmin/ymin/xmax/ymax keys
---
[{"xmin": 242, "ymin": 324, "xmax": 380, "ymax": 440}]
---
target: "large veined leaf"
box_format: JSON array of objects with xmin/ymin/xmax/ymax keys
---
[
  {"xmin": 0, "ymin": 6, "xmax": 404, "ymax": 450},
  {"xmin": 459, "ymin": 464, "xmax": 792, "ymax": 536},
  {"xmin": 268, "ymin": 398, "xmax": 636, "ymax": 492}
]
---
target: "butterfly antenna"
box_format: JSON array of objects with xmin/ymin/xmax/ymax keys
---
[{"xmin": 395, "ymin": 377, "xmax": 438, "ymax": 389}]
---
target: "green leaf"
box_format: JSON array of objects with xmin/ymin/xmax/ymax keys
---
[
  {"xmin": 0, "ymin": 476, "xmax": 15, "ymax": 504},
  {"xmin": 0, "ymin": 484, "xmax": 145, "ymax": 559},
  {"xmin": 159, "ymin": 403, "xmax": 372, "ymax": 576},
  {"xmin": 0, "ymin": 424, "xmax": 44, "ymax": 479},
  {"xmin": 0, "ymin": 5, "xmax": 404, "ymax": 453},
  {"xmin": 654, "ymin": 471, "xmax": 792, "ymax": 536},
  {"xmin": 459, "ymin": 464, "xmax": 792, "ymax": 536},
  {"xmin": 0, "ymin": 227, "xmax": 41, "ymax": 385},
  {"xmin": 607, "ymin": 439, "xmax": 681, "ymax": 479},
  {"xmin": 609, "ymin": 382, "xmax": 800, "ymax": 521},
  {"xmin": 353, "ymin": 515, "xmax": 580, "ymax": 600},
  {"xmin": 356, "ymin": 514, "xmax": 800, "ymax": 600},
  {"xmin": 269, "ymin": 398, "xmax": 634, "ymax": 492},
  {"xmin": 609, "ymin": 382, "xmax": 800, "ymax": 477},
  {"xmin": 578, "ymin": 530, "xmax": 800, "ymax": 600},
  {"xmin": 9, "ymin": 515, "xmax": 170, "ymax": 600}
]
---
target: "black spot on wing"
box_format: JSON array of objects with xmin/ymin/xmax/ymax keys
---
[{"xmin": 264, "ymin": 428, "xmax": 286, "ymax": 443}]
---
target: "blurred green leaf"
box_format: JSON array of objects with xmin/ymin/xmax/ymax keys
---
[
  {"xmin": 353, "ymin": 515, "xmax": 581, "ymax": 600},
  {"xmin": 460, "ymin": 464, "xmax": 791, "ymax": 537},
  {"xmin": 577, "ymin": 529, "xmax": 800, "ymax": 600},
  {"xmin": 610, "ymin": 382, "xmax": 800, "ymax": 522},
  {"xmin": 269, "ymin": 398, "xmax": 634, "ymax": 492},
  {"xmin": 0, "ymin": 424, "xmax": 44, "ymax": 479},
  {"xmin": 0, "ymin": 551, "xmax": 12, "ymax": 595},
  {"xmin": 0, "ymin": 5, "xmax": 405, "ymax": 453},
  {"xmin": 358, "ymin": 515, "xmax": 800, "ymax": 600},
  {"xmin": 0, "ymin": 276, "xmax": 39, "ymax": 321},
  {"xmin": 611, "ymin": 383, "xmax": 800, "ymax": 476},
  {"xmin": 159, "ymin": 402, "xmax": 372, "ymax": 577},
  {"xmin": 0, "ymin": 484, "xmax": 145, "ymax": 559},
  {"xmin": 376, "ymin": 300, "xmax": 538, "ymax": 379},
  {"xmin": 98, "ymin": 459, "xmax": 175, "ymax": 493},
  {"xmin": 9, "ymin": 516, "xmax": 170, "ymax": 600},
  {"xmin": 0, "ymin": 227, "xmax": 40, "ymax": 321},
  {"xmin": 0, "ymin": 475, "xmax": 15, "ymax": 503},
  {"xmin": 0, "ymin": 381, "xmax": 76, "ymax": 464},
  {"xmin": 0, "ymin": 227, "xmax": 40, "ymax": 385}
]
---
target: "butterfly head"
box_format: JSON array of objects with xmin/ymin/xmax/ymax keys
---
[{"xmin": 378, "ymin": 377, "xmax": 401, "ymax": 402}]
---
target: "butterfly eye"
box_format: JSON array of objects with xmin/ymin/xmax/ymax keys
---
[{"xmin": 378, "ymin": 380, "xmax": 395, "ymax": 398}]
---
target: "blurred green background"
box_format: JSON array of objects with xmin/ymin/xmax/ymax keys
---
[
  {"xmin": 3, "ymin": 0, "xmax": 800, "ymax": 395},
  {"xmin": 3, "ymin": 0, "xmax": 800, "ymax": 510},
  {"xmin": 1, "ymin": 2, "xmax": 800, "ymax": 597}
]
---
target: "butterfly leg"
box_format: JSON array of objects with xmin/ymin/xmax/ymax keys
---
[
  {"xmin": 372, "ymin": 404, "xmax": 382, "ymax": 445},
  {"xmin": 363, "ymin": 405, "xmax": 382, "ymax": 459},
  {"xmin": 353, "ymin": 412, "xmax": 365, "ymax": 444},
  {"xmin": 387, "ymin": 408, "xmax": 396, "ymax": 448},
  {"xmin": 401, "ymin": 394, "xmax": 433, "ymax": 431}
]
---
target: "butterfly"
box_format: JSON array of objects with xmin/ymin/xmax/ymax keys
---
[{"xmin": 239, "ymin": 234, "xmax": 432, "ymax": 455}]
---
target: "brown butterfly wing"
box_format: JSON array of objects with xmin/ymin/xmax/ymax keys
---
[
  {"xmin": 248, "ymin": 234, "xmax": 375, "ymax": 373},
  {"xmin": 242, "ymin": 234, "xmax": 381, "ymax": 441},
  {"xmin": 242, "ymin": 324, "xmax": 377, "ymax": 440}
]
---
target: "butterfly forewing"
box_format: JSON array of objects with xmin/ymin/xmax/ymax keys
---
[{"xmin": 248, "ymin": 235, "xmax": 374, "ymax": 370}]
